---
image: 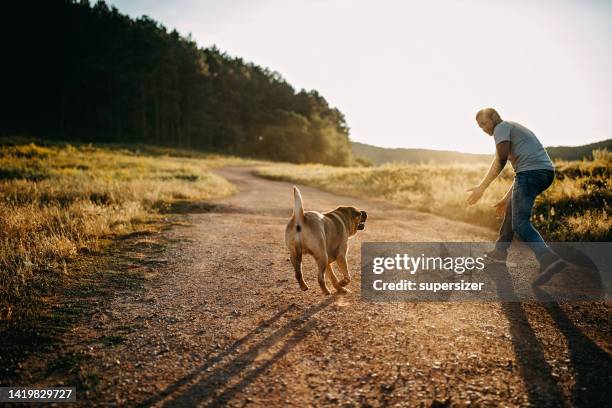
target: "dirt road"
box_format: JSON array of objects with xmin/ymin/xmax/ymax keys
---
[{"xmin": 25, "ymin": 167, "xmax": 612, "ymax": 406}]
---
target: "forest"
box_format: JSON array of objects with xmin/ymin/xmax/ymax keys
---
[{"xmin": 1, "ymin": 0, "xmax": 354, "ymax": 165}]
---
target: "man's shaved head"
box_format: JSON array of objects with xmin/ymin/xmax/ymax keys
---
[
  {"xmin": 476, "ymin": 108, "xmax": 502, "ymax": 123},
  {"xmin": 475, "ymin": 108, "xmax": 502, "ymax": 136}
]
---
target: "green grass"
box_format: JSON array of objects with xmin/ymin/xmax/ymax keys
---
[{"xmin": 257, "ymin": 149, "xmax": 611, "ymax": 242}]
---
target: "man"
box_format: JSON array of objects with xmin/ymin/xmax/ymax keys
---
[{"xmin": 466, "ymin": 107, "xmax": 565, "ymax": 286}]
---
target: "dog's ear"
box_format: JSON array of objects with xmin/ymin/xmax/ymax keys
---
[
  {"xmin": 344, "ymin": 206, "xmax": 360, "ymax": 219},
  {"xmin": 348, "ymin": 207, "xmax": 364, "ymax": 228},
  {"xmin": 337, "ymin": 206, "xmax": 354, "ymax": 221}
]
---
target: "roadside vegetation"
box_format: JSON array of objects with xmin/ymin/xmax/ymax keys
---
[
  {"xmin": 0, "ymin": 136, "xmax": 259, "ymax": 322},
  {"xmin": 258, "ymin": 149, "xmax": 611, "ymax": 242}
]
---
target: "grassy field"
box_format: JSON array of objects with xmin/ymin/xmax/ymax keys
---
[
  {"xmin": 0, "ymin": 136, "xmax": 259, "ymax": 321},
  {"xmin": 2, "ymin": 137, "xmax": 609, "ymax": 322},
  {"xmin": 258, "ymin": 149, "xmax": 611, "ymax": 242}
]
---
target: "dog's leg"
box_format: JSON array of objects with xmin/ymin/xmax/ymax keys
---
[
  {"xmin": 316, "ymin": 256, "xmax": 331, "ymax": 295},
  {"xmin": 290, "ymin": 249, "xmax": 309, "ymax": 291},
  {"xmin": 337, "ymin": 255, "xmax": 351, "ymax": 287},
  {"xmin": 327, "ymin": 263, "xmax": 349, "ymax": 294}
]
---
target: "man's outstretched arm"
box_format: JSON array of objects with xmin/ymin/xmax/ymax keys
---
[
  {"xmin": 479, "ymin": 142, "xmax": 510, "ymax": 189},
  {"xmin": 466, "ymin": 141, "xmax": 510, "ymax": 205}
]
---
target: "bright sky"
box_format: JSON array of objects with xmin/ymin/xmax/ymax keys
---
[{"xmin": 110, "ymin": 0, "xmax": 611, "ymax": 153}]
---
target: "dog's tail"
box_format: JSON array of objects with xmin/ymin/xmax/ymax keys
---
[
  {"xmin": 293, "ymin": 186, "xmax": 305, "ymax": 231},
  {"xmin": 292, "ymin": 186, "xmax": 305, "ymax": 289}
]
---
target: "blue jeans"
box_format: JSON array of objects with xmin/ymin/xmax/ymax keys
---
[{"xmin": 495, "ymin": 169, "xmax": 555, "ymax": 261}]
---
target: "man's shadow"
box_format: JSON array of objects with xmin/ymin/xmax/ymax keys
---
[
  {"xmin": 532, "ymin": 286, "xmax": 612, "ymax": 408},
  {"xmin": 138, "ymin": 297, "xmax": 333, "ymax": 407},
  {"xmin": 485, "ymin": 263, "xmax": 611, "ymax": 408}
]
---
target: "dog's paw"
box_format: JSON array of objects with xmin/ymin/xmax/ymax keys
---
[
  {"xmin": 338, "ymin": 278, "xmax": 351, "ymax": 287},
  {"xmin": 300, "ymin": 284, "xmax": 309, "ymax": 291},
  {"xmin": 335, "ymin": 286, "xmax": 350, "ymax": 294},
  {"xmin": 321, "ymin": 288, "xmax": 331, "ymax": 296}
]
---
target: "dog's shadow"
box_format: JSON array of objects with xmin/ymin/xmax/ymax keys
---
[{"xmin": 137, "ymin": 298, "xmax": 333, "ymax": 407}]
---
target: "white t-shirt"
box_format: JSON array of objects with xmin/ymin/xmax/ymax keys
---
[{"xmin": 493, "ymin": 121, "xmax": 554, "ymax": 173}]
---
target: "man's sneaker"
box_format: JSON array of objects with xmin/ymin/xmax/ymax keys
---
[
  {"xmin": 484, "ymin": 249, "xmax": 508, "ymax": 265},
  {"xmin": 532, "ymin": 253, "xmax": 566, "ymax": 287}
]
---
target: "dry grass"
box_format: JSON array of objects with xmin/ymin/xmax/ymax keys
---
[
  {"xmin": 258, "ymin": 149, "xmax": 611, "ymax": 242},
  {"xmin": 0, "ymin": 137, "xmax": 259, "ymax": 321}
]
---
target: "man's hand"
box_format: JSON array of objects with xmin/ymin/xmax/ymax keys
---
[
  {"xmin": 466, "ymin": 185, "xmax": 485, "ymax": 205},
  {"xmin": 493, "ymin": 198, "xmax": 508, "ymax": 218}
]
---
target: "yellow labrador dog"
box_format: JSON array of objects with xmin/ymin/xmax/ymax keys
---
[{"xmin": 285, "ymin": 186, "xmax": 367, "ymax": 295}]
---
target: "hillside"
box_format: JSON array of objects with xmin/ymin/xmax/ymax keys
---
[
  {"xmin": 352, "ymin": 139, "xmax": 611, "ymax": 165},
  {"xmin": 352, "ymin": 142, "xmax": 493, "ymax": 165},
  {"xmin": 546, "ymin": 139, "xmax": 612, "ymax": 161}
]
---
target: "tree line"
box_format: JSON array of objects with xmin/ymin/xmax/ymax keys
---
[{"xmin": 1, "ymin": 0, "xmax": 354, "ymax": 165}]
